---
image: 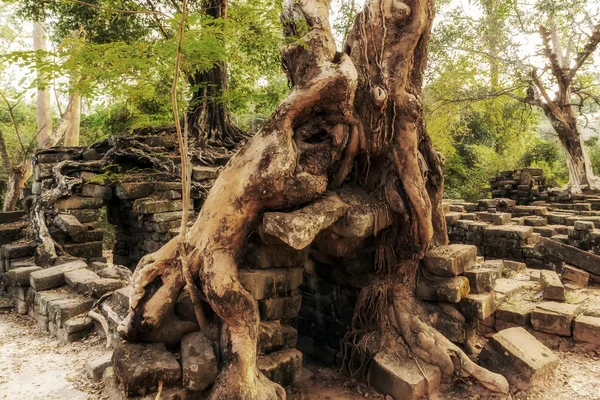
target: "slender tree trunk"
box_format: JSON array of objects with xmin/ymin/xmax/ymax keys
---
[
  {"xmin": 3, "ymin": 164, "xmax": 31, "ymax": 211},
  {"xmin": 64, "ymin": 92, "xmax": 81, "ymax": 146},
  {"xmin": 33, "ymin": 22, "xmax": 52, "ymax": 146},
  {"xmin": 187, "ymin": 0, "xmax": 247, "ymax": 149},
  {"xmin": 122, "ymin": 0, "xmax": 509, "ymax": 397}
]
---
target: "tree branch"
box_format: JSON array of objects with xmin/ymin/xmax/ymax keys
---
[{"xmin": 569, "ymin": 23, "xmax": 600, "ymax": 79}]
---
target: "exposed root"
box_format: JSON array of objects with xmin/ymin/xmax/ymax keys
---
[{"xmin": 89, "ymin": 309, "xmax": 113, "ymax": 349}]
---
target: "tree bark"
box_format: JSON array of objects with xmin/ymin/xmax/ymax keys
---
[
  {"xmin": 122, "ymin": 0, "xmax": 509, "ymax": 397},
  {"xmin": 33, "ymin": 22, "xmax": 52, "ymax": 146},
  {"xmin": 187, "ymin": 0, "xmax": 248, "ymax": 150},
  {"xmin": 64, "ymin": 92, "xmax": 81, "ymax": 146}
]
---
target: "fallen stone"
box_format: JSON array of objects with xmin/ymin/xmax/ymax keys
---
[
  {"xmin": 89, "ymin": 278, "xmax": 126, "ymax": 298},
  {"xmin": 261, "ymin": 192, "xmax": 350, "ymax": 250},
  {"xmin": 86, "ymin": 351, "xmax": 114, "ymax": 381},
  {"xmin": 192, "ymin": 165, "xmax": 220, "ymax": 181},
  {"xmin": 530, "ymin": 302, "xmax": 580, "ymax": 336},
  {"xmin": 535, "ymin": 237, "xmax": 600, "ymax": 276},
  {"xmin": 573, "ymin": 315, "xmax": 600, "ymax": 345},
  {"xmin": 115, "ymin": 182, "xmax": 154, "ymax": 200},
  {"xmin": 113, "ymin": 342, "xmax": 181, "ymax": 396},
  {"xmin": 1, "ymin": 242, "xmax": 36, "ymax": 260},
  {"xmin": 460, "ymin": 292, "xmax": 496, "ymax": 320},
  {"xmin": 63, "ymin": 241, "xmax": 103, "ymax": 259},
  {"xmin": 415, "ymin": 274, "xmax": 470, "ymax": 303},
  {"xmin": 503, "ymin": 260, "xmax": 526, "ymax": 273},
  {"xmin": 492, "ymin": 213, "xmax": 511, "ymax": 225},
  {"xmin": 370, "ymin": 350, "xmax": 441, "ymax": 400},
  {"xmin": 463, "ymin": 262, "xmax": 502, "ymax": 293},
  {"xmin": 574, "ymin": 220, "xmax": 594, "ymax": 231},
  {"xmin": 561, "ymin": 264, "xmax": 589, "ymax": 286},
  {"xmin": 239, "ymin": 268, "xmax": 303, "ymax": 300},
  {"xmin": 64, "ymin": 268, "xmax": 100, "ymax": 293},
  {"xmin": 82, "ymin": 184, "xmax": 112, "ymax": 199},
  {"xmin": 53, "ymin": 213, "xmax": 87, "ymax": 236},
  {"xmin": 479, "ymin": 327, "xmax": 559, "ymax": 390},
  {"xmin": 329, "ymin": 187, "xmax": 393, "ymax": 238},
  {"xmin": 180, "ymin": 331, "xmax": 218, "ymax": 391},
  {"xmin": 422, "ymin": 244, "xmax": 477, "ymax": 277},
  {"xmin": 495, "ymin": 302, "xmax": 534, "ymax": 327},
  {"xmin": 540, "ymin": 270, "xmax": 565, "ymax": 301},
  {"xmin": 257, "ymin": 348, "xmax": 302, "ymax": 386},
  {"xmin": 29, "ymin": 260, "xmax": 88, "ymax": 291}
]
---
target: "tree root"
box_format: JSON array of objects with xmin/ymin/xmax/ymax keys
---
[{"xmin": 390, "ymin": 289, "xmax": 510, "ymax": 395}]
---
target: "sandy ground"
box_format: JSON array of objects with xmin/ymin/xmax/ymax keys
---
[{"xmin": 2, "ymin": 309, "xmax": 600, "ymax": 400}]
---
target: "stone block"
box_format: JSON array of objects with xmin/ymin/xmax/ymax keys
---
[
  {"xmin": 257, "ymin": 349, "xmax": 302, "ymax": 386},
  {"xmin": 495, "ymin": 302, "xmax": 533, "ymax": 327},
  {"xmin": 540, "ymin": 270, "xmax": 565, "ymax": 301},
  {"xmin": 258, "ymin": 293, "xmax": 302, "ymax": 320},
  {"xmin": 115, "ymin": 182, "xmax": 154, "ymax": 200},
  {"xmin": 65, "ymin": 209, "xmax": 101, "ymax": 223},
  {"xmin": 64, "ymin": 315, "xmax": 94, "ymax": 333},
  {"xmin": 460, "ymin": 292, "xmax": 496, "ymax": 320},
  {"xmin": 113, "ymin": 343, "xmax": 181, "ymax": 396},
  {"xmin": 530, "ymin": 302, "xmax": 580, "ymax": 336},
  {"xmin": 573, "ymin": 315, "xmax": 600, "ymax": 345},
  {"xmin": 53, "ymin": 213, "xmax": 87, "ymax": 236},
  {"xmin": 181, "ymin": 331, "xmax": 218, "ymax": 391},
  {"xmin": 415, "ymin": 274, "xmax": 470, "ymax": 303},
  {"xmin": 370, "ymin": 351, "xmax": 441, "ymax": 400},
  {"xmin": 70, "ymin": 228, "xmax": 104, "ymax": 244},
  {"xmin": 561, "ymin": 264, "xmax": 589, "ymax": 286},
  {"xmin": 5, "ymin": 266, "xmax": 42, "ymax": 286},
  {"xmin": 82, "ymin": 184, "xmax": 112, "ymax": 199},
  {"xmin": 192, "ymin": 165, "xmax": 220, "ymax": 181},
  {"xmin": 63, "ymin": 241, "xmax": 103, "ymax": 259},
  {"xmin": 29, "ymin": 260, "xmax": 87, "ymax": 291},
  {"xmin": 485, "ymin": 225, "xmax": 533, "ymax": 240},
  {"xmin": 86, "ymin": 351, "xmax": 114, "ymax": 381},
  {"xmin": 258, "ymin": 321, "xmax": 298, "ymax": 354},
  {"xmin": 55, "ymin": 196, "xmax": 104, "ymax": 210},
  {"xmin": 422, "ymin": 244, "xmax": 477, "ymax": 277},
  {"xmin": 479, "ymin": 327, "xmax": 559, "ymax": 390},
  {"xmin": 1, "ymin": 242, "xmax": 36, "ymax": 260},
  {"xmin": 574, "ymin": 220, "xmax": 594, "ymax": 231},
  {"xmin": 463, "ymin": 262, "xmax": 502, "ymax": 293},
  {"xmin": 492, "ymin": 213, "xmax": 511, "ymax": 225},
  {"xmin": 0, "ymin": 210, "xmax": 26, "ymax": 224},
  {"xmin": 48, "ymin": 297, "xmax": 94, "ymax": 327},
  {"xmin": 64, "ymin": 268, "xmax": 100, "ymax": 293},
  {"xmin": 503, "ymin": 260, "xmax": 526, "ymax": 273},
  {"xmin": 245, "ymin": 244, "xmax": 309, "ymax": 269},
  {"xmin": 239, "ymin": 268, "xmax": 303, "ymax": 300}
]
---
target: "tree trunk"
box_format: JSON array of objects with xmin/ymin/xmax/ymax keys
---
[
  {"xmin": 33, "ymin": 22, "xmax": 52, "ymax": 146},
  {"xmin": 122, "ymin": 0, "xmax": 509, "ymax": 397},
  {"xmin": 187, "ymin": 0, "xmax": 247, "ymax": 150},
  {"xmin": 64, "ymin": 92, "xmax": 81, "ymax": 146},
  {"xmin": 3, "ymin": 164, "xmax": 31, "ymax": 212}
]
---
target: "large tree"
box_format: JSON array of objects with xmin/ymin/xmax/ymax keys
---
[
  {"xmin": 120, "ymin": 0, "xmax": 509, "ymax": 398},
  {"xmin": 430, "ymin": 0, "xmax": 600, "ymax": 194}
]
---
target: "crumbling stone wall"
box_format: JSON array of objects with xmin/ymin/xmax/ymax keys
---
[{"xmin": 489, "ymin": 168, "xmax": 548, "ymax": 204}]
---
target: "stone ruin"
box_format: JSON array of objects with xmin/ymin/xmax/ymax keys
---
[{"xmin": 1, "ymin": 142, "xmax": 600, "ymax": 399}]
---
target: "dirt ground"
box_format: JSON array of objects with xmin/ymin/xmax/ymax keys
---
[{"xmin": 2, "ymin": 310, "xmax": 600, "ymax": 400}]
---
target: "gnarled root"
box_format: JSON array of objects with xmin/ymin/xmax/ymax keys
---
[{"xmin": 390, "ymin": 287, "xmax": 509, "ymax": 395}]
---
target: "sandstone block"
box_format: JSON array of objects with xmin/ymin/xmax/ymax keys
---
[
  {"xmin": 258, "ymin": 294, "xmax": 302, "ymax": 320},
  {"xmin": 540, "ymin": 270, "xmax": 565, "ymax": 301},
  {"xmin": 415, "ymin": 275, "xmax": 470, "ymax": 303},
  {"xmin": 561, "ymin": 264, "xmax": 589, "ymax": 286},
  {"xmin": 113, "ymin": 342, "xmax": 181, "ymax": 396},
  {"xmin": 115, "ymin": 182, "xmax": 154, "ymax": 200},
  {"xmin": 370, "ymin": 351, "xmax": 441, "ymax": 400},
  {"xmin": 82, "ymin": 184, "xmax": 112, "ymax": 199},
  {"xmin": 422, "ymin": 244, "xmax": 477, "ymax": 277},
  {"xmin": 239, "ymin": 268, "xmax": 303, "ymax": 300},
  {"xmin": 257, "ymin": 349, "xmax": 302, "ymax": 386},
  {"xmin": 54, "ymin": 213, "xmax": 86, "ymax": 236},
  {"xmin": 479, "ymin": 327, "xmax": 559, "ymax": 390},
  {"xmin": 63, "ymin": 241, "xmax": 103, "ymax": 259},
  {"xmin": 245, "ymin": 244, "xmax": 309, "ymax": 269},
  {"xmin": 5, "ymin": 266, "xmax": 42, "ymax": 286},
  {"xmin": 86, "ymin": 351, "xmax": 114, "ymax": 381},
  {"xmin": 460, "ymin": 292, "xmax": 496, "ymax": 320},
  {"xmin": 573, "ymin": 315, "xmax": 600, "ymax": 345},
  {"xmin": 258, "ymin": 321, "xmax": 298, "ymax": 354},
  {"xmin": 64, "ymin": 315, "xmax": 94, "ymax": 333},
  {"xmin": 181, "ymin": 331, "xmax": 218, "ymax": 391},
  {"xmin": 530, "ymin": 302, "xmax": 580, "ymax": 336},
  {"xmin": 55, "ymin": 196, "xmax": 104, "ymax": 210},
  {"xmin": 30, "ymin": 260, "xmax": 87, "ymax": 291}
]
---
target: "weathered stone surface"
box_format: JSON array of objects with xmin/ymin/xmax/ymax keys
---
[
  {"xmin": 5, "ymin": 266, "xmax": 42, "ymax": 286},
  {"xmin": 503, "ymin": 260, "xmax": 526, "ymax": 273},
  {"xmin": 561, "ymin": 264, "xmax": 589, "ymax": 286},
  {"xmin": 48, "ymin": 297, "xmax": 94, "ymax": 327},
  {"xmin": 312, "ymin": 235, "xmax": 364, "ymax": 257},
  {"xmin": 530, "ymin": 302, "xmax": 580, "ymax": 336},
  {"xmin": 70, "ymin": 228, "xmax": 104, "ymax": 244},
  {"xmin": 479, "ymin": 327, "xmax": 559, "ymax": 390},
  {"xmin": 485, "ymin": 224, "xmax": 533, "ymax": 239},
  {"xmin": 53, "ymin": 214, "xmax": 87, "ymax": 236},
  {"xmin": 423, "ymin": 244, "xmax": 477, "ymax": 277},
  {"xmin": 246, "ymin": 244, "xmax": 309, "ymax": 269},
  {"xmin": 239, "ymin": 268, "xmax": 303, "ymax": 300},
  {"xmin": 258, "ymin": 321, "xmax": 298, "ymax": 354},
  {"xmin": 257, "ymin": 349, "xmax": 302, "ymax": 386},
  {"xmin": 86, "ymin": 351, "xmax": 114, "ymax": 381},
  {"xmin": 370, "ymin": 351, "xmax": 441, "ymax": 400},
  {"xmin": 492, "ymin": 213, "xmax": 511, "ymax": 225},
  {"xmin": 0, "ymin": 210, "xmax": 26, "ymax": 224},
  {"xmin": 113, "ymin": 342, "xmax": 181, "ymax": 396},
  {"xmin": 535, "ymin": 237, "xmax": 600, "ymax": 276},
  {"xmin": 328, "ymin": 187, "xmax": 393, "ymax": 238},
  {"xmin": 133, "ymin": 199, "xmax": 191, "ymax": 215},
  {"xmin": 64, "ymin": 315, "xmax": 94, "ymax": 333},
  {"xmin": 64, "ymin": 268, "xmax": 100, "ymax": 293},
  {"xmin": 64, "ymin": 241, "xmax": 103, "ymax": 259},
  {"xmin": 192, "ymin": 165, "xmax": 219, "ymax": 181},
  {"xmin": 573, "ymin": 315, "xmax": 600, "ymax": 345},
  {"xmin": 90, "ymin": 278, "xmax": 127, "ymax": 298},
  {"xmin": 29, "ymin": 260, "xmax": 88, "ymax": 291},
  {"xmin": 1, "ymin": 242, "xmax": 36, "ymax": 260},
  {"xmin": 463, "ymin": 262, "xmax": 502, "ymax": 293},
  {"xmin": 148, "ymin": 211, "xmax": 184, "ymax": 223},
  {"xmin": 415, "ymin": 275, "xmax": 470, "ymax": 303},
  {"xmin": 180, "ymin": 331, "xmax": 218, "ymax": 391},
  {"xmin": 261, "ymin": 192, "xmax": 350, "ymax": 250},
  {"xmin": 55, "ymin": 196, "xmax": 104, "ymax": 210},
  {"xmin": 115, "ymin": 182, "xmax": 154, "ymax": 200},
  {"xmin": 540, "ymin": 270, "xmax": 565, "ymax": 301},
  {"xmin": 82, "ymin": 184, "xmax": 112, "ymax": 199},
  {"xmin": 460, "ymin": 292, "xmax": 496, "ymax": 320},
  {"xmin": 574, "ymin": 220, "xmax": 594, "ymax": 231},
  {"xmin": 258, "ymin": 294, "xmax": 302, "ymax": 320},
  {"xmin": 495, "ymin": 302, "xmax": 534, "ymax": 327},
  {"xmin": 65, "ymin": 209, "xmax": 101, "ymax": 223}
]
